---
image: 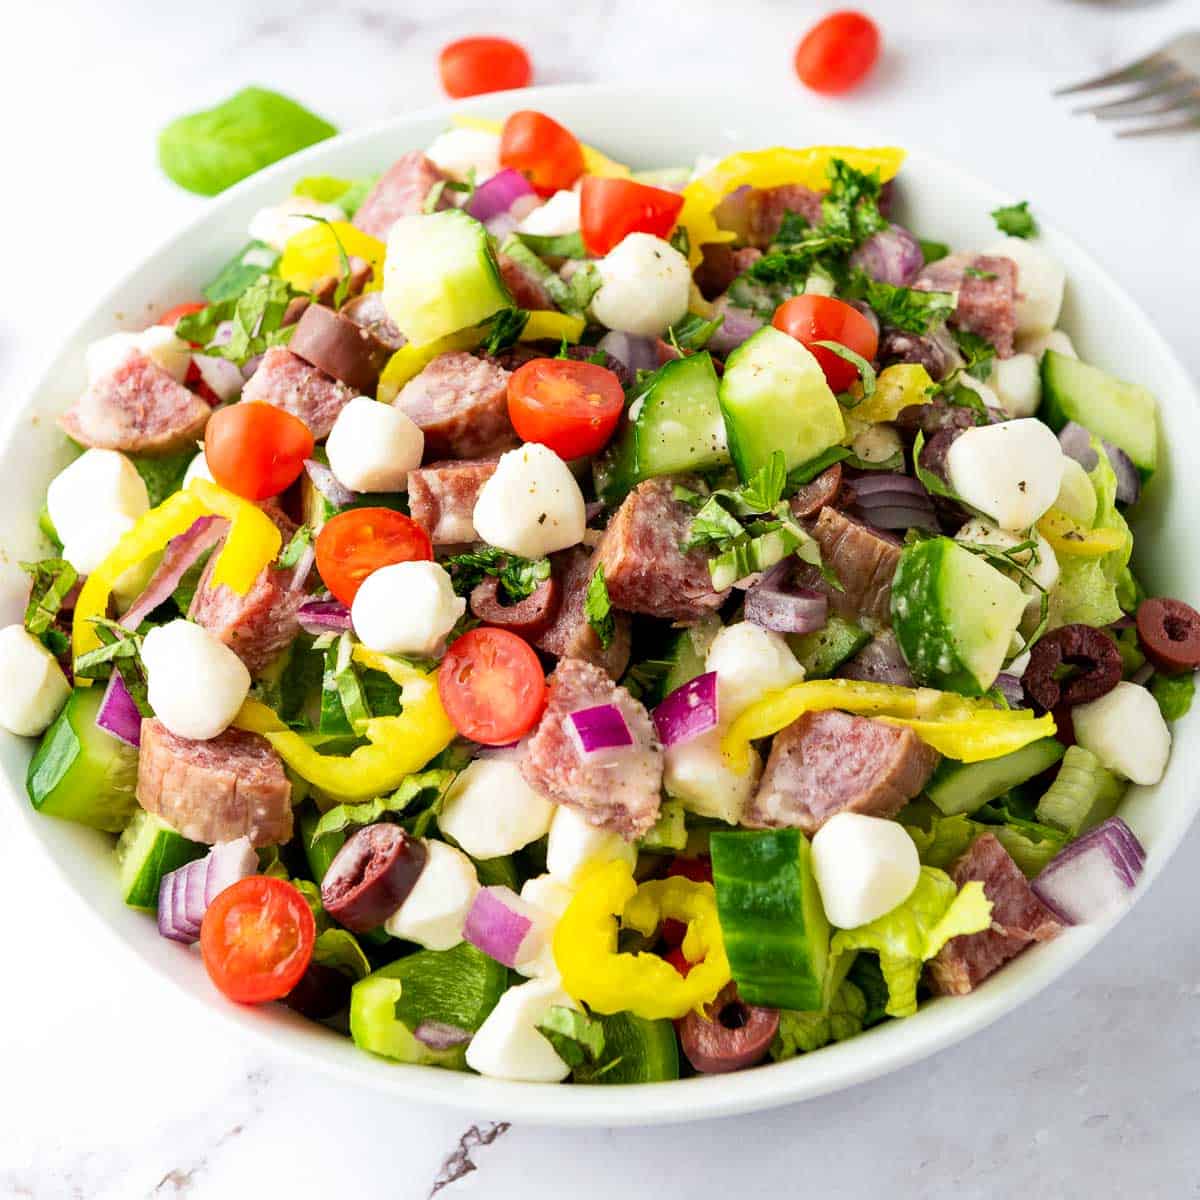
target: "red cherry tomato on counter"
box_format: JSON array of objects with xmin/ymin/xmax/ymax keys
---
[
  {"xmin": 500, "ymin": 110, "xmax": 584, "ymax": 196},
  {"xmin": 507, "ymin": 357, "xmax": 625, "ymax": 460},
  {"xmin": 315, "ymin": 508, "xmax": 433, "ymax": 606},
  {"xmin": 200, "ymin": 876, "xmax": 316, "ymax": 1005},
  {"xmin": 579, "ymin": 177, "xmax": 686, "ymax": 257},
  {"xmin": 439, "ymin": 36, "xmax": 532, "ymax": 98},
  {"xmin": 203, "ymin": 402, "xmax": 314, "ymax": 501},
  {"xmin": 772, "ymin": 295, "xmax": 878, "ymax": 393},
  {"xmin": 155, "ymin": 301, "xmax": 207, "ymax": 329},
  {"xmin": 438, "ymin": 627, "xmax": 547, "ymax": 746},
  {"xmin": 794, "ymin": 11, "xmax": 881, "ymax": 95}
]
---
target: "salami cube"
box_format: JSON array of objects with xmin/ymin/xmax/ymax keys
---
[
  {"xmin": 240, "ymin": 346, "xmax": 359, "ymax": 440},
  {"xmin": 913, "ymin": 253, "xmax": 1018, "ymax": 358},
  {"xmin": 353, "ymin": 151, "xmax": 446, "ymax": 240},
  {"xmin": 408, "ymin": 459, "xmax": 497, "ymax": 545}
]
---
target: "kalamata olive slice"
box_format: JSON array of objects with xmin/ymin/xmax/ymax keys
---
[
  {"xmin": 789, "ymin": 463, "xmax": 843, "ymax": 518},
  {"xmin": 469, "ymin": 574, "xmax": 561, "ymax": 638},
  {"xmin": 1023, "ymin": 623, "xmax": 1122, "ymax": 712},
  {"xmin": 1136, "ymin": 597, "xmax": 1200, "ymax": 674},
  {"xmin": 320, "ymin": 824, "xmax": 427, "ymax": 933},
  {"xmin": 289, "ymin": 300, "xmax": 394, "ymax": 392},
  {"xmin": 679, "ymin": 982, "xmax": 779, "ymax": 1074},
  {"xmin": 284, "ymin": 962, "xmax": 352, "ymax": 1020}
]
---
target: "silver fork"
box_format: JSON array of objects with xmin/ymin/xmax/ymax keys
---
[{"xmin": 1056, "ymin": 31, "xmax": 1200, "ymax": 138}]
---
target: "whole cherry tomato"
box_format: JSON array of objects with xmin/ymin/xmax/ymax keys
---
[
  {"xmin": 204, "ymin": 403, "xmax": 314, "ymax": 501},
  {"xmin": 794, "ymin": 11, "xmax": 881, "ymax": 95},
  {"xmin": 439, "ymin": 36, "xmax": 532, "ymax": 98}
]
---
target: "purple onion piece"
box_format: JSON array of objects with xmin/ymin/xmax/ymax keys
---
[
  {"xmin": 567, "ymin": 703, "xmax": 634, "ymax": 755},
  {"xmin": 652, "ymin": 671, "xmax": 719, "ymax": 748},
  {"xmin": 1130, "ymin": 662, "xmax": 1154, "ymax": 687},
  {"xmin": 1058, "ymin": 422, "xmax": 1100, "ymax": 471},
  {"xmin": 707, "ymin": 298, "xmax": 764, "ymax": 356},
  {"xmin": 744, "ymin": 561, "xmax": 828, "ymax": 634},
  {"xmin": 1032, "ymin": 817, "xmax": 1145, "ymax": 924},
  {"xmin": 467, "ymin": 168, "xmax": 537, "ymax": 223},
  {"xmin": 1104, "ymin": 443, "xmax": 1140, "ymax": 505},
  {"xmin": 994, "ymin": 673, "xmax": 1027, "ymax": 708},
  {"xmin": 298, "ymin": 597, "xmax": 353, "ymax": 635},
  {"xmin": 191, "ymin": 354, "xmax": 245, "ymax": 402},
  {"xmin": 303, "ymin": 458, "xmax": 356, "ymax": 508},
  {"xmin": 173, "ymin": 860, "xmax": 203, "ymax": 940},
  {"xmin": 463, "ymin": 886, "xmax": 535, "ymax": 969},
  {"xmin": 597, "ymin": 331, "xmax": 660, "ymax": 374},
  {"xmin": 96, "ymin": 669, "xmax": 143, "ymax": 747},
  {"xmin": 157, "ymin": 872, "xmax": 192, "ymax": 944},
  {"xmin": 838, "ymin": 632, "xmax": 914, "ymax": 687},
  {"xmin": 241, "ymin": 353, "xmax": 265, "ymax": 380},
  {"xmin": 849, "ymin": 223, "xmax": 924, "ymax": 286},
  {"xmin": 849, "ymin": 473, "xmax": 929, "ymax": 499},
  {"xmin": 121, "ymin": 515, "xmax": 229, "ymax": 630},
  {"xmin": 204, "ymin": 837, "xmax": 259, "ymax": 905},
  {"xmin": 413, "ymin": 1021, "xmax": 473, "ymax": 1051},
  {"xmin": 210, "ymin": 320, "xmax": 235, "ymax": 349}
]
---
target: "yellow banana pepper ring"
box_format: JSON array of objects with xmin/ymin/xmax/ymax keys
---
[
  {"xmin": 72, "ymin": 478, "xmax": 282, "ymax": 663},
  {"xmin": 553, "ymin": 859, "xmax": 731, "ymax": 1020},
  {"xmin": 854, "ymin": 363, "xmax": 936, "ymax": 425},
  {"xmin": 278, "ymin": 220, "xmax": 386, "ymax": 294},
  {"xmin": 1036, "ymin": 508, "xmax": 1127, "ymax": 558},
  {"xmin": 720, "ymin": 679, "xmax": 1056, "ymax": 773}
]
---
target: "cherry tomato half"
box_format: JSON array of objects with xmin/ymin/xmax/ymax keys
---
[
  {"xmin": 439, "ymin": 36, "xmax": 532, "ymax": 98},
  {"xmin": 772, "ymin": 295, "xmax": 878, "ymax": 393},
  {"xmin": 794, "ymin": 11, "xmax": 881, "ymax": 95},
  {"xmin": 507, "ymin": 357, "xmax": 625, "ymax": 460},
  {"xmin": 315, "ymin": 508, "xmax": 433, "ymax": 606},
  {"xmin": 500, "ymin": 110, "xmax": 584, "ymax": 196},
  {"xmin": 155, "ymin": 301, "xmax": 207, "ymax": 329},
  {"xmin": 204, "ymin": 402, "xmax": 314, "ymax": 501},
  {"xmin": 580, "ymin": 177, "xmax": 686, "ymax": 257},
  {"xmin": 438, "ymin": 627, "xmax": 547, "ymax": 746},
  {"xmin": 200, "ymin": 876, "xmax": 316, "ymax": 1005}
]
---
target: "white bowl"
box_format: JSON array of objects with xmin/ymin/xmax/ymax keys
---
[{"xmin": 2, "ymin": 83, "xmax": 1196, "ymax": 1127}]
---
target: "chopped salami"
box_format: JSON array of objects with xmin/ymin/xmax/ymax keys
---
[
  {"xmin": 927, "ymin": 833, "xmax": 1063, "ymax": 996},
  {"xmin": 407, "ymin": 458, "xmax": 497, "ymax": 544},
  {"xmin": 352, "ymin": 151, "xmax": 446, "ymax": 240},
  {"xmin": 805, "ymin": 505, "xmax": 902, "ymax": 625},
  {"xmin": 496, "ymin": 251, "xmax": 555, "ymax": 311},
  {"xmin": 694, "ymin": 244, "xmax": 764, "ymax": 300},
  {"xmin": 714, "ymin": 184, "xmax": 824, "ymax": 249},
  {"xmin": 746, "ymin": 709, "xmax": 938, "ymax": 833},
  {"xmin": 913, "ymin": 253, "xmax": 1018, "ymax": 357},
  {"xmin": 59, "ymin": 350, "xmax": 210, "ymax": 455},
  {"xmin": 594, "ymin": 476, "xmax": 728, "ymax": 623},
  {"xmin": 240, "ymin": 346, "xmax": 358, "ymax": 439},
  {"xmin": 340, "ymin": 292, "xmax": 406, "ymax": 354},
  {"xmin": 520, "ymin": 657, "xmax": 663, "ymax": 839},
  {"xmin": 395, "ymin": 351, "xmax": 517, "ymax": 460},
  {"xmin": 136, "ymin": 719, "xmax": 292, "ymax": 847}
]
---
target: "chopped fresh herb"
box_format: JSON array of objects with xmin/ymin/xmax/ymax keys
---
[
  {"xmin": 774, "ymin": 209, "xmax": 813, "ymax": 246},
  {"xmin": 918, "ymin": 239, "xmax": 949, "ymax": 265},
  {"xmin": 585, "ymin": 564, "xmax": 615, "ymax": 649},
  {"xmin": 515, "ymin": 230, "xmax": 587, "ymax": 259},
  {"xmin": 669, "ymin": 226, "xmax": 691, "ymax": 258},
  {"xmin": 442, "ymin": 546, "xmax": 551, "ymax": 603},
  {"xmin": 423, "ymin": 170, "xmax": 475, "ymax": 214},
  {"xmin": 666, "ymin": 310, "xmax": 724, "ymax": 354},
  {"xmin": 132, "ymin": 450, "xmax": 194, "ymax": 507},
  {"xmin": 850, "ymin": 274, "xmax": 955, "ymax": 334},
  {"xmin": 951, "ymin": 329, "xmax": 997, "ymax": 382},
  {"xmin": 786, "ymin": 446, "xmax": 852, "ymax": 488},
  {"xmin": 820, "ymin": 159, "xmax": 888, "ymax": 248},
  {"xmin": 73, "ymin": 617, "xmax": 152, "ymax": 712},
  {"xmin": 535, "ymin": 1006, "xmax": 621, "ymax": 1080},
  {"xmin": 814, "ymin": 340, "xmax": 876, "ymax": 405},
  {"xmin": 310, "ymin": 768, "xmax": 458, "ymax": 847},
  {"xmin": 1151, "ymin": 672, "xmax": 1195, "ymax": 721},
  {"xmin": 176, "ymin": 273, "xmax": 298, "ymax": 365},
  {"xmin": 479, "ymin": 307, "xmax": 530, "ymax": 354},
  {"xmin": 21, "ymin": 559, "xmax": 77, "ymax": 650},
  {"xmin": 277, "ymin": 524, "xmax": 314, "ymax": 569},
  {"xmin": 991, "ymin": 200, "xmax": 1038, "ymax": 239},
  {"xmin": 621, "ymin": 657, "xmax": 674, "ymax": 705},
  {"xmin": 682, "ymin": 495, "xmax": 746, "ymax": 549},
  {"xmin": 203, "ymin": 239, "xmax": 280, "ymax": 303}
]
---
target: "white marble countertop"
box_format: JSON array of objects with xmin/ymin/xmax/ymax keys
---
[{"xmin": 3, "ymin": 1, "xmax": 1200, "ymax": 1196}]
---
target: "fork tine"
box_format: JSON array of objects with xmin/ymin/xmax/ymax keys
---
[
  {"xmin": 1094, "ymin": 88, "xmax": 1200, "ymax": 122},
  {"xmin": 1076, "ymin": 73, "xmax": 1190, "ymax": 116},
  {"xmin": 1055, "ymin": 50, "xmax": 1169, "ymax": 95},
  {"xmin": 1117, "ymin": 113, "xmax": 1200, "ymax": 138}
]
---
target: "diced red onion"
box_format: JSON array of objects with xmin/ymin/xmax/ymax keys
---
[
  {"xmin": 96, "ymin": 669, "xmax": 143, "ymax": 747},
  {"xmin": 745, "ymin": 562, "xmax": 828, "ymax": 634},
  {"xmin": 297, "ymin": 597, "xmax": 353, "ymax": 635},
  {"xmin": 157, "ymin": 836, "xmax": 258, "ymax": 945},
  {"xmin": 850, "ymin": 473, "xmax": 939, "ymax": 532},
  {"xmin": 994, "ymin": 672, "xmax": 1027, "ymax": 709},
  {"xmin": 1057, "ymin": 421, "xmax": 1100, "ymax": 471},
  {"xmin": 567, "ymin": 703, "xmax": 634, "ymax": 757},
  {"xmin": 708, "ymin": 299, "xmax": 764, "ymax": 356},
  {"xmin": 838, "ymin": 632, "xmax": 914, "ymax": 687},
  {"xmin": 191, "ymin": 354, "xmax": 245, "ymax": 402},
  {"xmin": 210, "ymin": 320, "xmax": 235, "ymax": 348},
  {"xmin": 241, "ymin": 353, "xmax": 265, "ymax": 380},
  {"xmin": 597, "ymin": 331, "xmax": 661, "ymax": 374},
  {"xmin": 463, "ymin": 886, "xmax": 542, "ymax": 969},
  {"xmin": 413, "ymin": 1021, "xmax": 473, "ymax": 1051},
  {"xmin": 849, "ymin": 223, "xmax": 924, "ymax": 286},
  {"xmin": 467, "ymin": 168, "xmax": 537, "ymax": 223},
  {"xmin": 484, "ymin": 211, "xmax": 520, "ymax": 240},
  {"xmin": 1032, "ymin": 817, "xmax": 1145, "ymax": 925},
  {"xmin": 204, "ymin": 837, "xmax": 259, "ymax": 903},
  {"xmin": 121, "ymin": 515, "xmax": 229, "ymax": 629},
  {"xmin": 303, "ymin": 458, "xmax": 356, "ymax": 508},
  {"xmin": 157, "ymin": 872, "xmax": 190, "ymax": 944},
  {"xmin": 652, "ymin": 671, "xmax": 719, "ymax": 748},
  {"xmin": 287, "ymin": 543, "xmax": 316, "ymax": 593}
]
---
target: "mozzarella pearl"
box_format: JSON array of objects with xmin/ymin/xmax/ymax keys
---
[
  {"xmin": 351, "ymin": 561, "xmax": 465, "ymax": 656},
  {"xmin": 946, "ymin": 418, "xmax": 1065, "ymax": 531},
  {"xmin": 47, "ymin": 449, "xmax": 150, "ymax": 575},
  {"xmin": 384, "ymin": 839, "xmax": 479, "ymax": 950},
  {"xmin": 1054, "ymin": 457, "xmax": 1098, "ymax": 527},
  {"xmin": 0, "ymin": 626, "xmax": 71, "ymax": 737},
  {"xmin": 1016, "ymin": 329, "xmax": 1077, "ymax": 360},
  {"xmin": 438, "ymin": 755, "xmax": 556, "ymax": 859},
  {"xmin": 517, "ymin": 189, "xmax": 581, "ymax": 237},
  {"xmin": 811, "ymin": 812, "xmax": 921, "ymax": 929},
  {"xmin": 990, "ymin": 352, "xmax": 1041, "ymax": 419},
  {"xmin": 985, "ymin": 237, "xmax": 1065, "ymax": 335},
  {"xmin": 86, "ymin": 326, "xmax": 192, "ymax": 384},
  {"xmin": 954, "ymin": 517, "xmax": 1059, "ymax": 609},
  {"xmin": 247, "ymin": 195, "xmax": 346, "ymax": 252},
  {"xmin": 590, "ymin": 233, "xmax": 690, "ymax": 337},
  {"xmin": 705, "ymin": 622, "xmax": 805, "ymax": 724},
  {"xmin": 664, "ymin": 728, "xmax": 761, "ymax": 824},
  {"xmin": 515, "ymin": 874, "xmax": 574, "ymax": 980},
  {"xmin": 425, "ymin": 128, "xmax": 501, "ymax": 183},
  {"xmin": 472, "ymin": 443, "xmax": 586, "ymax": 559},
  {"xmin": 465, "ymin": 977, "xmax": 577, "ymax": 1082},
  {"xmin": 545, "ymin": 804, "xmax": 637, "ymax": 885},
  {"xmin": 142, "ymin": 620, "xmax": 251, "ymax": 741},
  {"xmin": 1073, "ymin": 681, "xmax": 1171, "ymax": 786},
  {"xmin": 325, "ymin": 396, "xmax": 424, "ymax": 492}
]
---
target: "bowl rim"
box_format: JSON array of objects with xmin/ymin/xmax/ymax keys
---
[{"xmin": 4, "ymin": 81, "xmax": 1196, "ymax": 1127}]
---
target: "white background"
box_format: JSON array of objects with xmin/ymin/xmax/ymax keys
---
[{"xmin": 3, "ymin": 1, "xmax": 1200, "ymax": 1197}]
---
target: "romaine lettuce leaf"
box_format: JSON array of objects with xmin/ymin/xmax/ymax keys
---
[
  {"xmin": 770, "ymin": 980, "xmax": 867, "ymax": 1060},
  {"xmin": 905, "ymin": 805, "xmax": 1066, "ymax": 879}
]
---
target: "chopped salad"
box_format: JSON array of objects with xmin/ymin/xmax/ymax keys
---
[{"xmin": 6, "ymin": 109, "xmax": 1197, "ymax": 1085}]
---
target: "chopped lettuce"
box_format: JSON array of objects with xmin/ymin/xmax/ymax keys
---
[
  {"xmin": 313, "ymin": 928, "xmax": 372, "ymax": 981},
  {"xmin": 1151, "ymin": 672, "xmax": 1196, "ymax": 721},
  {"xmin": 770, "ymin": 980, "xmax": 867, "ymax": 1061},
  {"xmin": 905, "ymin": 805, "xmax": 1065, "ymax": 879}
]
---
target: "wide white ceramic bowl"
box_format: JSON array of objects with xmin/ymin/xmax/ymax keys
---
[{"xmin": 2, "ymin": 84, "xmax": 1196, "ymax": 1127}]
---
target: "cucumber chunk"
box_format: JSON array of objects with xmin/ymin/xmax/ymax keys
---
[
  {"xmin": 1035, "ymin": 744, "xmax": 1126, "ymax": 836},
  {"xmin": 719, "ymin": 327, "xmax": 845, "ymax": 481},
  {"xmin": 662, "ymin": 613, "xmax": 722, "ymax": 697},
  {"xmin": 1040, "ymin": 350, "xmax": 1157, "ymax": 479},
  {"xmin": 639, "ymin": 799, "xmax": 688, "ymax": 853},
  {"xmin": 891, "ymin": 537, "xmax": 1027, "ymax": 696},
  {"xmin": 787, "ymin": 616, "xmax": 870, "ymax": 679},
  {"xmin": 590, "ymin": 1012, "xmax": 680, "ymax": 1083},
  {"xmin": 116, "ymin": 810, "xmax": 206, "ymax": 910},
  {"xmin": 926, "ymin": 738, "xmax": 1066, "ymax": 816},
  {"xmin": 27, "ymin": 687, "xmax": 139, "ymax": 832}
]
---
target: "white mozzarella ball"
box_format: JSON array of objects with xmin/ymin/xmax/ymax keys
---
[
  {"xmin": 472, "ymin": 443, "xmax": 586, "ymax": 558},
  {"xmin": 664, "ymin": 728, "xmax": 760, "ymax": 824},
  {"xmin": 425, "ymin": 127, "xmax": 502, "ymax": 183},
  {"xmin": 465, "ymin": 977, "xmax": 577, "ymax": 1082},
  {"xmin": 1073, "ymin": 681, "xmax": 1171, "ymax": 786},
  {"xmin": 705, "ymin": 622, "xmax": 805, "ymax": 725},
  {"xmin": 1016, "ymin": 329, "xmax": 1077, "ymax": 361},
  {"xmin": 142, "ymin": 620, "xmax": 251, "ymax": 741},
  {"xmin": 515, "ymin": 874, "xmax": 575, "ymax": 980},
  {"xmin": 811, "ymin": 812, "xmax": 921, "ymax": 929},
  {"xmin": 850, "ymin": 422, "xmax": 902, "ymax": 465},
  {"xmin": 985, "ymin": 236, "xmax": 1065, "ymax": 335},
  {"xmin": 47, "ymin": 449, "xmax": 150, "ymax": 575},
  {"xmin": 384, "ymin": 839, "xmax": 479, "ymax": 950},
  {"xmin": 946, "ymin": 418, "xmax": 1065, "ymax": 531},
  {"xmin": 351, "ymin": 561, "xmax": 465, "ymax": 656},
  {"xmin": 0, "ymin": 626, "xmax": 72, "ymax": 737},
  {"xmin": 517, "ymin": 189, "xmax": 581, "ymax": 237},
  {"xmin": 590, "ymin": 233, "xmax": 690, "ymax": 337},
  {"xmin": 1054, "ymin": 457, "xmax": 1097, "ymax": 527},
  {"xmin": 325, "ymin": 396, "xmax": 424, "ymax": 492},
  {"xmin": 990, "ymin": 352, "xmax": 1041, "ymax": 419},
  {"xmin": 85, "ymin": 327, "xmax": 192, "ymax": 383},
  {"xmin": 247, "ymin": 195, "xmax": 346, "ymax": 251},
  {"xmin": 182, "ymin": 448, "xmax": 214, "ymax": 489},
  {"xmin": 438, "ymin": 755, "xmax": 556, "ymax": 859},
  {"xmin": 954, "ymin": 517, "xmax": 1059, "ymax": 606},
  {"xmin": 545, "ymin": 804, "xmax": 637, "ymax": 885}
]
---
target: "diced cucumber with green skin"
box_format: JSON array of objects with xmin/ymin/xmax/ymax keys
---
[
  {"xmin": 891, "ymin": 537, "xmax": 1027, "ymax": 697},
  {"xmin": 787, "ymin": 616, "xmax": 870, "ymax": 680},
  {"xmin": 116, "ymin": 810, "xmax": 207, "ymax": 910},
  {"xmin": 926, "ymin": 738, "xmax": 1066, "ymax": 816},
  {"xmin": 27, "ymin": 688, "xmax": 139, "ymax": 833},
  {"xmin": 719, "ymin": 327, "xmax": 845, "ymax": 482},
  {"xmin": 710, "ymin": 828, "xmax": 829, "ymax": 1011},
  {"xmin": 381, "ymin": 208, "xmax": 512, "ymax": 345},
  {"xmin": 299, "ymin": 805, "xmax": 338, "ymax": 883},
  {"xmin": 639, "ymin": 799, "xmax": 688, "ymax": 853},
  {"xmin": 589, "ymin": 1012, "xmax": 680, "ymax": 1083},
  {"xmin": 1035, "ymin": 744, "xmax": 1127, "ymax": 836},
  {"xmin": 38, "ymin": 504, "xmax": 62, "ymax": 549},
  {"xmin": 349, "ymin": 942, "xmax": 508, "ymax": 1069},
  {"xmin": 1040, "ymin": 350, "xmax": 1158, "ymax": 479},
  {"xmin": 662, "ymin": 613, "xmax": 722, "ymax": 697}
]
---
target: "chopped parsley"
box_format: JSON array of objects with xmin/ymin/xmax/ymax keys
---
[
  {"xmin": 991, "ymin": 200, "xmax": 1038, "ymax": 239},
  {"xmin": 478, "ymin": 307, "xmax": 530, "ymax": 354},
  {"xmin": 277, "ymin": 525, "xmax": 314, "ymax": 569},
  {"xmin": 585, "ymin": 564, "xmax": 615, "ymax": 649},
  {"xmin": 21, "ymin": 558, "xmax": 77, "ymax": 654},
  {"xmin": 176, "ymin": 273, "xmax": 298, "ymax": 365},
  {"xmin": 848, "ymin": 275, "xmax": 955, "ymax": 334},
  {"xmin": 442, "ymin": 546, "xmax": 551, "ymax": 603}
]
